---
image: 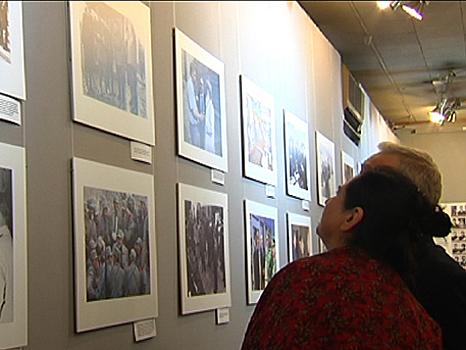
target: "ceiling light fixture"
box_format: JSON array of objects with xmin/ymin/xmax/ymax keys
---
[
  {"xmin": 376, "ymin": 1, "xmax": 393, "ymax": 10},
  {"xmin": 378, "ymin": 1, "xmax": 427, "ymax": 21},
  {"xmin": 428, "ymin": 98, "xmax": 460, "ymax": 126},
  {"xmin": 401, "ymin": 1, "xmax": 425, "ymax": 21}
]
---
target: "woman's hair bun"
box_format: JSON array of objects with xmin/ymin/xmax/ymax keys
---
[{"xmin": 419, "ymin": 206, "xmax": 452, "ymax": 238}]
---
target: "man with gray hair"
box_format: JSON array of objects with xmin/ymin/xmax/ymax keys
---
[{"xmin": 363, "ymin": 141, "xmax": 466, "ymax": 350}]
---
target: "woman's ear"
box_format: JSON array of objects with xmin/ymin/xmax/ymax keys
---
[{"xmin": 340, "ymin": 207, "xmax": 364, "ymax": 231}]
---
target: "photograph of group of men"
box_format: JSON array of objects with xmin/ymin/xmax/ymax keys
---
[
  {"xmin": 184, "ymin": 200, "xmax": 226, "ymax": 297},
  {"xmin": 80, "ymin": 1, "xmax": 147, "ymax": 117},
  {"xmin": 0, "ymin": 1, "xmax": 10, "ymax": 63},
  {"xmin": 84, "ymin": 186, "xmax": 151, "ymax": 302},
  {"xmin": 249, "ymin": 213, "xmax": 277, "ymax": 291},
  {"xmin": 182, "ymin": 50, "xmax": 223, "ymax": 156}
]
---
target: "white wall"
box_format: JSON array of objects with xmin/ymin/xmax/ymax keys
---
[{"xmin": 398, "ymin": 129, "xmax": 466, "ymax": 203}]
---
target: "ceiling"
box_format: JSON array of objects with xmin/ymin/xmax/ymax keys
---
[{"xmin": 298, "ymin": 1, "xmax": 466, "ymax": 133}]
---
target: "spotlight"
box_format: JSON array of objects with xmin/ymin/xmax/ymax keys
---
[
  {"xmin": 390, "ymin": 1, "xmax": 402, "ymax": 11},
  {"xmin": 377, "ymin": 1, "xmax": 393, "ymax": 10},
  {"xmin": 428, "ymin": 98, "xmax": 460, "ymax": 125},
  {"xmin": 428, "ymin": 107, "xmax": 445, "ymax": 125},
  {"xmin": 381, "ymin": 1, "xmax": 427, "ymax": 21},
  {"xmin": 401, "ymin": 1, "xmax": 425, "ymax": 21}
]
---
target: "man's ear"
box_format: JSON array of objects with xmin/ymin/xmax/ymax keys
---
[{"xmin": 340, "ymin": 207, "xmax": 364, "ymax": 231}]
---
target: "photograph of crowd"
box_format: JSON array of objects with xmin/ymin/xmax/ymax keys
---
[
  {"xmin": 284, "ymin": 110, "xmax": 310, "ymax": 199},
  {"xmin": 0, "ymin": 167, "xmax": 12, "ymax": 324},
  {"xmin": 79, "ymin": 1, "xmax": 148, "ymax": 118},
  {"xmin": 316, "ymin": 131, "xmax": 336, "ymax": 206},
  {"xmin": 248, "ymin": 211, "xmax": 277, "ymax": 292},
  {"xmin": 83, "ymin": 186, "xmax": 151, "ymax": 302},
  {"xmin": 0, "ymin": 1, "xmax": 10, "ymax": 63},
  {"xmin": 183, "ymin": 200, "xmax": 226, "ymax": 297},
  {"xmin": 182, "ymin": 50, "xmax": 223, "ymax": 157}
]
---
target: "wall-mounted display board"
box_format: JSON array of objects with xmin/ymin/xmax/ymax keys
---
[
  {"xmin": 0, "ymin": 1, "xmax": 26, "ymax": 101},
  {"xmin": 287, "ymin": 212, "xmax": 312, "ymax": 263},
  {"xmin": 69, "ymin": 1, "xmax": 155, "ymax": 145},
  {"xmin": 174, "ymin": 28, "xmax": 228, "ymax": 172},
  {"xmin": 240, "ymin": 76, "xmax": 277, "ymax": 186},
  {"xmin": 283, "ymin": 109, "xmax": 310, "ymax": 200},
  {"xmin": 177, "ymin": 183, "xmax": 231, "ymax": 314},
  {"xmin": 315, "ymin": 131, "xmax": 336, "ymax": 206},
  {"xmin": 440, "ymin": 202, "xmax": 466, "ymax": 270},
  {"xmin": 341, "ymin": 150, "xmax": 355, "ymax": 185},
  {"xmin": 244, "ymin": 200, "xmax": 278, "ymax": 304},
  {"xmin": 72, "ymin": 157, "xmax": 157, "ymax": 332},
  {"xmin": 0, "ymin": 142, "xmax": 27, "ymax": 350}
]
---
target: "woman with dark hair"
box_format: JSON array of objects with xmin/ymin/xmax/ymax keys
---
[{"xmin": 241, "ymin": 167, "xmax": 448, "ymax": 350}]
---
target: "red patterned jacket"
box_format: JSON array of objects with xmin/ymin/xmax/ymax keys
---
[{"xmin": 242, "ymin": 247, "xmax": 442, "ymax": 350}]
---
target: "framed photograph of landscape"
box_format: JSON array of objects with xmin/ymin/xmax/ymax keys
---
[
  {"xmin": 244, "ymin": 200, "xmax": 278, "ymax": 304},
  {"xmin": 69, "ymin": 1, "xmax": 155, "ymax": 145},
  {"xmin": 72, "ymin": 157, "xmax": 157, "ymax": 332},
  {"xmin": 341, "ymin": 150, "xmax": 355, "ymax": 185},
  {"xmin": 177, "ymin": 183, "xmax": 231, "ymax": 314},
  {"xmin": 240, "ymin": 76, "xmax": 277, "ymax": 186},
  {"xmin": 0, "ymin": 142, "xmax": 27, "ymax": 349},
  {"xmin": 284, "ymin": 109, "xmax": 310, "ymax": 200},
  {"xmin": 316, "ymin": 131, "xmax": 336, "ymax": 206},
  {"xmin": 287, "ymin": 212, "xmax": 312, "ymax": 263},
  {"xmin": 0, "ymin": 1, "xmax": 26, "ymax": 100},
  {"xmin": 174, "ymin": 28, "xmax": 228, "ymax": 172}
]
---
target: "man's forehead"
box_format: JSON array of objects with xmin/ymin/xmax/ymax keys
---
[{"xmin": 363, "ymin": 153, "xmax": 401, "ymax": 171}]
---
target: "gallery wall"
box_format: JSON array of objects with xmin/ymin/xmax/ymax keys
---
[
  {"xmin": 1, "ymin": 2, "xmax": 396, "ymax": 350},
  {"xmin": 398, "ymin": 129, "xmax": 466, "ymax": 203}
]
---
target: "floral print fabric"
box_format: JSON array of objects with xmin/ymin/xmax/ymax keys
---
[{"xmin": 242, "ymin": 247, "xmax": 442, "ymax": 350}]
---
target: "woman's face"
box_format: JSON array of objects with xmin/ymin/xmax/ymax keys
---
[{"xmin": 316, "ymin": 183, "xmax": 350, "ymax": 250}]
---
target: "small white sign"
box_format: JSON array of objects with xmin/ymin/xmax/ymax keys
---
[
  {"xmin": 265, "ymin": 185, "xmax": 275, "ymax": 198},
  {"xmin": 301, "ymin": 200, "xmax": 310, "ymax": 212},
  {"xmin": 134, "ymin": 318, "xmax": 156, "ymax": 342},
  {"xmin": 0, "ymin": 93, "xmax": 21, "ymax": 125},
  {"xmin": 216, "ymin": 307, "xmax": 230, "ymax": 324},
  {"xmin": 211, "ymin": 169, "xmax": 225, "ymax": 185},
  {"xmin": 131, "ymin": 142, "xmax": 152, "ymax": 164}
]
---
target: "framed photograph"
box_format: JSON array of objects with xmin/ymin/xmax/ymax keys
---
[
  {"xmin": 177, "ymin": 183, "xmax": 231, "ymax": 314},
  {"xmin": 174, "ymin": 28, "xmax": 228, "ymax": 172},
  {"xmin": 0, "ymin": 142, "xmax": 27, "ymax": 349},
  {"xmin": 316, "ymin": 131, "xmax": 336, "ymax": 206},
  {"xmin": 341, "ymin": 151, "xmax": 355, "ymax": 185},
  {"xmin": 244, "ymin": 200, "xmax": 278, "ymax": 304},
  {"xmin": 69, "ymin": 1, "xmax": 155, "ymax": 145},
  {"xmin": 72, "ymin": 157, "xmax": 157, "ymax": 332},
  {"xmin": 284, "ymin": 109, "xmax": 311, "ymax": 200},
  {"xmin": 287, "ymin": 212, "xmax": 312, "ymax": 263},
  {"xmin": 0, "ymin": 1, "xmax": 26, "ymax": 100},
  {"xmin": 240, "ymin": 75, "xmax": 277, "ymax": 186}
]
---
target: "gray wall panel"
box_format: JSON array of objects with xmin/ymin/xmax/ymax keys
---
[{"xmin": 0, "ymin": 1, "xmax": 394, "ymax": 349}]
